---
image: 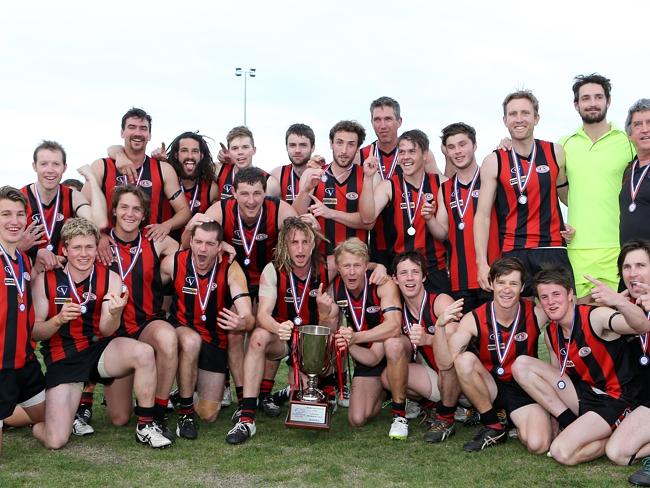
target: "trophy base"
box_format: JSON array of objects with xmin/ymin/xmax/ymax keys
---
[{"xmin": 285, "ymin": 390, "xmax": 332, "ymax": 430}]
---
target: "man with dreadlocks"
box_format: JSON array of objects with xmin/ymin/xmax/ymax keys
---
[{"xmin": 225, "ymin": 216, "xmax": 337, "ymax": 444}]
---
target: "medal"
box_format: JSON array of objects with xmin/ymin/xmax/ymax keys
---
[
  {"xmin": 374, "ymin": 142, "xmax": 399, "ymax": 180},
  {"xmin": 557, "ymin": 380, "xmax": 567, "ymax": 390},
  {"xmin": 190, "ymin": 254, "xmax": 217, "ymax": 325},
  {"xmin": 452, "ymin": 168, "xmax": 479, "ymax": 231},
  {"xmin": 236, "ymin": 205, "xmax": 263, "ymax": 269},
  {"xmin": 641, "ymin": 356, "xmax": 649, "ymax": 366},
  {"xmin": 182, "ymin": 179, "xmax": 201, "ymax": 213},
  {"xmin": 80, "ymin": 305, "xmax": 87, "ymax": 314},
  {"xmin": 407, "ymin": 226, "xmax": 416, "ymax": 236},
  {"xmin": 111, "ymin": 231, "xmax": 143, "ymax": 284},
  {"xmin": 33, "ymin": 184, "xmax": 61, "ymax": 252},
  {"xmin": 121, "ymin": 284, "xmax": 128, "ymax": 294},
  {"xmin": 639, "ymin": 327, "xmax": 649, "ymax": 367},
  {"xmin": 344, "ymin": 275, "xmax": 368, "ymax": 332},
  {"xmin": 629, "ymin": 159, "xmax": 650, "ymax": 214},
  {"xmin": 66, "ymin": 265, "xmax": 94, "ymax": 315},
  {"xmin": 510, "ymin": 142, "xmax": 536, "ymax": 207},
  {"xmin": 490, "ymin": 300, "xmax": 521, "ymax": 377},
  {"xmin": 289, "ymin": 167, "xmax": 300, "ymax": 201},
  {"xmin": 403, "ymin": 291, "xmax": 428, "ymax": 359},
  {"xmin": 555, "ymin": 305, "xmax": 576, "ymax": 390},
  {"xmin": 0, "ymin": 244, "xmax": 26, "ymax": 311},
  {"xmin": 201, "ymin": 314, "xmax": 207, "ymax": 322},
  {"xmin": 289, "ymin": 268, "xmax": 312, "ymax": 328},
  {"xmin": 19, "ymin": 303, "xmax": 26, "ymax": 312},
  {"xmin": 403, "ymin": 174, "xmax": 425, "ymax": 238},
  {"xmin": 320, "ymin": 173, "xmax": 328, "ymax": 183}
]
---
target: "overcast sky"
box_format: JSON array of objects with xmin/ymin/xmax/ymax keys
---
[{"xmin": 1, "ymin": 0, "xmax": 646, "ymax": 187}]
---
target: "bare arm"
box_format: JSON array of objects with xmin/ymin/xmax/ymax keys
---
[
  {"xmin": 423, "ymin": 186, "xmax": 448, "ymax": 240},
  {"xmin": 159, "ymin": 253, "xmax": 175, "ymax": 285},
  {"xmin": 474, "ymin": 154, "xmax": 498, "ymax": 291},
  {"xmin": 346, "ymin": 281, "xmax": 402, "ymax": 345},
  {"xmin": 292, "ymin": 166, "xmax": 322, "ymax": 215},
  {"xmin": 265, "ymin": 175, "xmax": 282, "ymax": 198},
  {"xmin": 158, "ymin": 162, "xmax": 192, "ymax": 231},
  {"xmin": 554, "ymin": 143, "xmax": 568, "ymax": 205},
  {"xmin": 358, "ymin": 156, "xmax": 390, "ymax": 224},
  {"xmin": 433, "ymin": 306, "xmax": 476, "ymax": 370},
  {"xmin": 587, "ymin": 275, "xmax": 650, "ymax": 336},
  {"xmin": 75, "ymin": 165, "xmax": 108, "ymax": 229},
  {"xmin": 256, "ymin": 263, "xmax": 292, "ymax": 338},
  {"xmin": 32, "ymin": 273, "xmax": 72, "ymax": 341},
  {"xmin": 218, "ymin": 262, "xmax": 255, "ymax": 333},
  {"xmin": 81, "ymin": 159, "xmax": 106, "ymax": 203}
]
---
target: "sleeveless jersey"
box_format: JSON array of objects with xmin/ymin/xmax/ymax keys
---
[
  {"xmin": 473, "ymin": 300, "xmax": 539, "ymax": 381},
  {"xmin": 101, "ymin": 156, "xmax": 172, "ymax": 226},
  {"xmin": 221, "ymin": 197, "xmax": 279, "ymax": 288},
  {"xmin": 41, "ymin": 265, "xmax": 110, "ymax": 365},
  {"xmin": 402, "ymin": 292, "xmax": 442, "ymax": 372},
  {"xmin": 169, "ymin": 249, "xmax": 231, "ymax": 349},
  {"xmin": 0, "ymin": 251, "xmax": 34, "ymax": 370},
  {"xmin": 619, "ymin": 160, "xmax": 650, "ymax": 244},
  {"xmin": 494, "ymin": 140, "xmax": 566, "ymax": 252},
  {"xmin": 442, "ymin": 176, "xmax": 500, "ymax": 291},
  {"xmin": 546, "ymin": 305, "xmax": 639, "ymax": 401},
  {"xmin": 21, "ymin": 184, "xmax": 74, "ymax": 255},
  {"xmin": 216, "ymin": 163, "xmax": 271, "ymax": 201},
  {"xmin": 313, "ymin": 164, "xmax": 368, "ymax": 255},
  {"xmin": 182, "ymin": 179, "xmax": 213, "ymax": 216},
  {"xmin": 359, "ymin": 142, "xmax": 401, "ymax": 179},
  {"xmin": 272, "ymin": 264, "xmax": 328, "ymax": 325},
  {"xmin": 278, "ymin": 164, "xmax": 301, "ymax": 203}
]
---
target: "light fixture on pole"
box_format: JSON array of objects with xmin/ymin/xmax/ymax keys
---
[{"xmin": 235, "ymin": 67, "xmax": 256, "ymax": 126}]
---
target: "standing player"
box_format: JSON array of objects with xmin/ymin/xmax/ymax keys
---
[
  {"xmin": 434, "ymin": 258, "xmax": 552, "ymax": 453},
  {"xmin": 359, "ymin": 129, "xmax": 448, "ymax": 292},
  {"xmin": 514, "ymin": 267, "xmax": 649, "ymax": 465},
  {"xmin": 161, "ymin": 220, "xmax": 254, "ymax": 438},
  {"xmin": 331, "ymin": 238, "xmax": 402, "ymax": 427},
  {"xmin": 31, "ymin": 218, "xmax": 171, "ymax": 449},
  {"xmin": 225, "ymin": 217, "xmax": 335, "ymax": 445},
  {"xmin": 0, "ymin": 187, "xmax": 46, "ymax": 455},
  {"xmin": 474, "ymin": 90, "xmax": 572, "ymax": 294},
  {"xmin": 271, "ymin": 124, "xmax": 316, "ymax": 204}
]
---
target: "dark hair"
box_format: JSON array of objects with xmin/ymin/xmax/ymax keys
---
[
  {"xmin": 392, "ymin": 251, "xmax": 427, "ymax": 277},
  {"xmin": 285, "ymin": 124, "xmax": 315, "ymax": 147},
  {"xmin": 121, "ymin": 107, "xmax": 152, "ymax": 131},
  {"xmin": 329, "ymin": 120, "xmax": 366, "ymax": 147},
  {"xmin": 111, "ymin": 185, "xmax": 150, "ymax": 229},
  {"xmin": 533, "ymin": 266, "xmax": 573, "ymax": 294},
  {"xmin": 502, "ymin": 90, "xmax": 539, "ymax": 116},
  {"xmin": 618, "ymin": 239, "xmax": 650, "ymax": 278},
  {"xmin": 33, "ymin": 140, "xmax": 67, "ymax": 165},
  {"xmin": 398, "ymin": 129, "xmax": 429, "ymax": 153},
  {"xmin": 370, "ymin": 96, "xmax": 401, "ymax": 119},
  {"xmin": 167, "ymin": 132, "xmax": 216, "ymax": 183},
  {"xmin": 191, "ymin": 220, "xmax": 223, "ymax": 242},
  {"xmin": 441, "ymin": 122, "xmax": 477, "ymax": 146},
  {"xmin": 61, "ymin": 179, "xmax": 83, "ymax": 191},
  {"xmin": 233, "ymin": 166, "xmax": 267, "ymax": 192},
  {"xmin": 488, "ymin": 257, "xmax": 526, "ymax": 285},
  {"xmin": 227, "ymin": 126, "xmax": 255, "ymax": 148},
  {"xmin": 572, "ymin": 73, "xmax": 611, "ymax": 103},
  {"xmin": 0, "ymin": 186, "xmax": 27, "ymax": 210}
]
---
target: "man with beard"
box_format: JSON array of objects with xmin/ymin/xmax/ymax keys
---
[
  {"xmin": 271, "ymin": 124, "xmax": 316, "ymax": 204},
  {"xmin": 561, "ymin": 74, "xmax": 636, "ymax": 303},
  {"xmin": 513, "ymin": 266, "xmax": 650, "ymax": 465},
  {"xmin": 225, "ymin": 217, "xmax": 335, "ymax": 445},
  {"xmin": 161, "ymin": 220, "xmax": 253, "ymax": 439},
  {"xmin": 293, "ymin": 120, "xmax": 372, "ymax": 264}
]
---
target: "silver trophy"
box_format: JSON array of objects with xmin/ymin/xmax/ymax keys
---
[{"xmin": 297, "ymin": 325, "xmax": 332, "ymax": 402}]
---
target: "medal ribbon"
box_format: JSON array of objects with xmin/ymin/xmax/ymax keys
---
[
  {"xmin": 289, "ymin": 268, "xmax": 312, "ymax": 323},
  {"xmin": 453, "ymin": 168, "xmax": 480, "ymax": 223},
  {"xmin": 639, "ymin": 311, "xmax": 650, "ymax": 356},
  {"xmin": 374, "ymin": 142, "xmax": 399, "ymax": 180},
  {"xmin": 630, "ymin": 159, "xmax": 650, "ymax": 207},
  {"xmin": 0, "ymin": 243, "xmax": 25, "ymax": 301},
  {"xmin": 344, "ymin": 275, "xmax": 368, "ymax": 332},
  {"xmin": 490, "ymin": 301, "xmax": 521, "ymax": 368},
  {"xmin": 110, "ymin": 231, "xmax": 142, "ymax": 282},
  {"xmin": 65, "ymin": 265, "xmax": 94, "ymax": 309},
  {"xmin": 289, "ymin": 168, "xmax": 299, "ymax": 202},
  {"xmin": 510, "ymin": 142, "xmax": 537, "ymax": 198},
  {"xmin": 190, "ymin": 257, "xmax": 217, "ymax": 317},
  {"xmin": 33, "ymin": 184, "xmax": 61, "ymax": 247},
  {"xmin": 181, "ymin": 179, "xmax": 201, "ymax": 212},
  {"xmin": 402, "ymin": 291, "xmax": 427, "ymax": 358},
  {"xmin": 236, "ymin": 205, "xmax": 263, "ymax": 261},
  {"xmin": 403, "ymin": 174, "xmax": 425, "ymax": 229},
  {"xmin": 556, "ymin": 305, "xmax": 577, "ymax": 379}
]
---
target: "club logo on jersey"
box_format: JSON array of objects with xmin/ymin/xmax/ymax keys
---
[
  {"xmin": 192, "ymin": 200, "xmax": 200, "ymax": 208},
  {"xmin": 56, "ymin": 285, "xmax": 69, "ymax": 295},
  {"xmin": 510, "ymin": 165, "xmax": 526, "ymax": 175},
  {"xmin": 471, "ymin": 190, "xmax": 480, "ymax": 198},
  {"xmin": 578, "ymin": 346, "xmax": 592, "ymax": 357},
  {"xmin": 82, "ymin": 292, "xmax": 97, "ymax": 301},
  {"xmin": 129, "ymin": 246, "xmax": 139, "ymax": 255},
  {"xmin": 287, "ymin": 185, "xmax": 294, "ymax": 193},
  {"xmin": 186, "ymin": 277, "xmax": 196, "ymax": 287},
  {"xmin": 223, "ymin": 184, "xmax": 233, "ymax": 195},
  {"xmin": 536, "ymin": 165, "xmax": 550, "ymax": 174},
  {"xmin": 309, "ymin": 289, "xmax": 318, "ymax": 297},
  {"xmin": 325, "ymin": 188, "xmax": 335, "ymax": 197},
  {"xmin": 346, "ymin": 192, "xmax": 359, "ymax": 200},
  {"xmin": 560, "ymin": 347, "xmax": 567, "ymax": 357},
  {"xmin": 56, "ymin": 213, "xmax": 64, "ymax": 221},
  {"xmin": 256, "ymin": 233, "xmax": 268, "ymax": 241},
  {"xmin": 23, "ymin": 272, "xmax": 31, "ymax": 282},
  {"xmin": 366, "ymin": 305, "xmax": 381, "ymax": 313},
  {"xmin": 138, "ymin": 180, "xmax": 152, "ymax": 188},
  {"xmin": 514, "ymin": 332, "xmax": 528, "ymax": 342},
  {"xmin": 233, "ymin": 230, "xmax": 241, "ymax": 238},
  {"xmin": 116, "ymin": 175, "xmax": 129, "ymax": 185},
  {"xmin": 211, "ymin": 283, "xmax": 217, "ymax": 291},
  {"xmin": 4, "ymin": 265, "xmax": 12, "ymax": 274}
]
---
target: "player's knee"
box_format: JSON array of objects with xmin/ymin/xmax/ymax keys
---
[
  {"xmin": 195, "ymin": 398, "xmax": 220, "ymax": 423},
  {"xmin": 249, "ymin": 328, "xmax": 271, "ymax": 352},
  {"xmin": 180, "ymin": 331, "xmax": 202, "ymax": 356},
  {"xmin": 383, "ymin": 337, "xmax": 403, "ymax": 360},
  {"xmin": 511, "ymin": 356, "xmax": 534, "ymax": 383},
  {"xmin": 549, "ymin": 441, "xmax": 577, "ymax": 466},
  {"xmin": 524, "ymin": 431, "xmax": 550, "ymax": 455},
  {"xmin": 605, "ymin": 439, "xmax": 630, "ymax": 466},
  {"xmin": 133, "ymin": 343, "xmax": 156, "ymax": 370},
  {"xmin": 155, "ymin": 328, "xmax": 178, "ymax": 359},
  {"xmin": 453, "ymin": 352, "xmax": 476, "ymax": 377},
  {"xmin": 348, "ymin": 410, "xmax": 368, "ymax": 427},
  {"xmin": 45, "ymin": 431, "xmax": 70, "ymax": 450}
]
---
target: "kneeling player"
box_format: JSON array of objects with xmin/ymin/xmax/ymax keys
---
[
  {"xmin": 161, "ymin": 220, "xmax": 253, "ymax": 438},
  {"xmin": 31, "ymin": 218, "xmax": 171, "ymax": 449}
]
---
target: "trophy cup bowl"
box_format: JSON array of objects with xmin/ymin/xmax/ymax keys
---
[{"xmin": 297, "ymin": 325, "xmax": 332, "ymax": 402}]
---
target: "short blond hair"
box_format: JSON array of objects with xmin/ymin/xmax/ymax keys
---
[
  {"xmin": 334, "ymin": 237, "xmax": 369, "ymax": 265},
  {"xmin": 61, "ymin": 217, "xmax": 100, "ymax": 248}
]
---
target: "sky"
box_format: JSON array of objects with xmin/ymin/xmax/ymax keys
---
[{"xmin": 1, "ymin": 0, "xmax": 647, "ymax": 187}]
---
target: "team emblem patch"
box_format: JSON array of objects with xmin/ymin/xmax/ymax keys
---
[
  {"xmin": 186, "ymin": 277, "xmax": 196, "ymax": 286},
  {"xmin": 471, "ymin": 190, "xmax": 480, "ymax": 198},
  {"xmin": 536, "ymin": 165, "xmax": 550, "ymax": 174},
  {"xmin": 56, "ymin": 213, "xmax": 64, "ymax": 222},
  {"xmin": 23, "ymin": 272, "xmax": 31, "ymax": 281},
  {"xmin": 309, "ymin": 289, "xmax": 318, "ymax": 297},
  {"xmin": 256, "ymin": 233, "xmax": 268, "ymax": 241},
  {"xmin": 346, "ymin": 192, "xmax": 359, "ymax": 200},
  {"xmin": 139, "ymin": 179, "xmax": 152, "ymax": 188},
  {"xmin": 366, "ymin": 306, "xmax": 381, "ymax": 313},
  {"xmin": 82, "ymin": 292, "xmax": 97, "ymax": 301},
  {"xmin": 514, "ymin": 332, "xmax": 528, "ymax": 342},
  {"xmin": 578, "ymin": 347, "xmax": 592, "ymax": 357},
  {"xmin": 56, "ymin": 285, "xmax": 69, "ymax": 295}
]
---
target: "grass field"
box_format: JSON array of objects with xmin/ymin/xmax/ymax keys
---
[{"xmin": 0, "ymin": 358, "xmax": 640, "ymax": 488}]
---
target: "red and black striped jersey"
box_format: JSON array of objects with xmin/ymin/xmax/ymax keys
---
[
  {"xmin": 381, "ymin": 172, "xmax": 446, "ymax": 273},
  {"xmin": 221, "ymin": 197, "xmax": 279, "ymax": 288},
  {"xmin": 278, "ymin": 164, "xmax": 301, "ymax": 203},
  {"xmin": 402, "ymin": 292, "xmax": 441, "ymax": 372},
  {"xmin": 359, "ymin": 142, "xmax": 401, "ymax": 179},
  {"xmin": 0, "ymin": 251, "xmax": 34, "ymax": 370},
  {"xmin": 216, "ymin": 163, "xmax": 271, "ymax": 201},
  {"xmin": 332, "ymin": 271, "xmax": 383, "ymax": 349},
  {"xmin": 494, "ymin": 140, "xmax": 566, "ymax": 252},
  {"xmin": 442, "ymin": 176, "xmax": 500, "ymax": 292},
  {"xmin": 473, "ymin": 300, "xmax": 539, "ymax": 382},
  {"xmin": 168, "ymin": 249, "xmax": 231, "ymax": 349},
  {"xmin": 182, "ymin": 179, "xmax": 213, "ymax": 216},
  {"xmin": 313, "ymin": 164, "xmax": 368, "ymax": 256},
  {"xmin": 109, "ymin": 234, "xmax": 165, "ymax": 337},
  {"xmin": 21, "ymin": 184, "xmax": 74, "ymax": 255},
  {"xmin": 546, "ymin": 305, "xmax": 639, "ymax": 401},
  {"xmin": 101, "ymin": 156, "xmax": 172, "ymax": 226},
  {"xmin": 272, "ymin": 264, "xmax": 328, "ymax": 325},
  {"xmin": 40, "ymin": 265, "xmax": 110, "ymax": 365}
]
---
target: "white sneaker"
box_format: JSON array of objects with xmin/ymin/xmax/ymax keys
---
[
  {"xmin": 405, "ymin": 400, "xmax": 422, "ymax": 420},
  {"xmin": 337, "ymin": 385, "xmax": 350, "ymax": 408},
  {"xmin": 136, "ymin": 422, "xmax": 173, "ymax": 448},
  {"xmin": 72, "ymin": 414, "xmax": 95, "ymax": 436},
  {"xmin": 225, "ymin": 421, "xmax": 256, "ymax": 445},
  {"xmin": 221, "ymin": 386, "xmax": 232, "ymax": 407},
  {"xmin": 388, "ymin": 416, "xmax": 409, "ymax": 440}
]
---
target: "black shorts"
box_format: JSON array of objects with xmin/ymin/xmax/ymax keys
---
[
  {"xmin": 45, "ymin": 338, "xmax": 113, "ymax": 389},
  {"xmin": 451, "ymin": 288, "xmax": 493, "ymax": 314},
  {"xmin": 424, "ymin": 268, "xmax": 451, "ymax": 295},
  {"xmin": 493, "ymin": 377, "xmax": 536, "ymax": 414},
  {"xmin": 123, "ymin": 314, "xmax": 169, "ymax": 340},
  {"xmin": 353, "ymin": 358, "xmax": 386, "ymax": 378},
  {"xmin": 198, "ymin": 342, "xmax": 227, "ymax": 374},
  {"xmin": 0, "ymin": 359, "xmax": 45, "ymax": 420},
  {"xmin": 575, "ymin": 380, "xmax": 633, "ymax": 429},
  {"xmin": 502, "ymin": 248, "xmax": 574, "ymax": 297}
]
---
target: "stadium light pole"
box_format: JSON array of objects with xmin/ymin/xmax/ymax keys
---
[{"xmin": 235, "ymin": 67, "xmax": 256, "ymax": 126}]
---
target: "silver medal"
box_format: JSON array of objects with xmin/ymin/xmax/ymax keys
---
[
  {"xmin": 201, "ymin": 314, "xmax": 207, "ymax": 322},
  {"xmin": 46, "ymin": 244, "xmax": 54, "ymax": 252},
  {"xmin": 629, "ymin": 202, "xmax": 637, "ymax": 213},
  {"xmin": 407, "ymin": 226, "xmax": 416, "ymax": 236},
  {"xmin": 496, "ymin": 366, "xmax": 505, "ymax": 376},
  {"xmin": 458, "ymin": 222, "xmax": 465, "ymax": 231},
  {"xmin": 320, "ymin": 174, "xmax": 328, "ymax": 182},
  {"xmin": 19, "ymin": 303, "xmax": 25, "ymax": 312},
  {"xmin": 557, "ymin": 380, "xmax": 566, "ymax": 390},
  {"xmin": 518, "ymin": 195, "xmax": 527, "ymax": 205},
  {"xmin": 80, "ymin": 305, "xmax": 87, "ymax": 314},
  {"xmin": 641, "ymin": 355, "xmax": 649, "ymax": 366},
  {"xmin": 293, "ymin": 316, "xmax": 302, "ymax": 326},
  {"xmin": 243, "ymin": 258, "xmax": 250, "ymax": 266},
  {"xmin": 121, "ymin": 284, "xmax": 128, "ymax": 294}
]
